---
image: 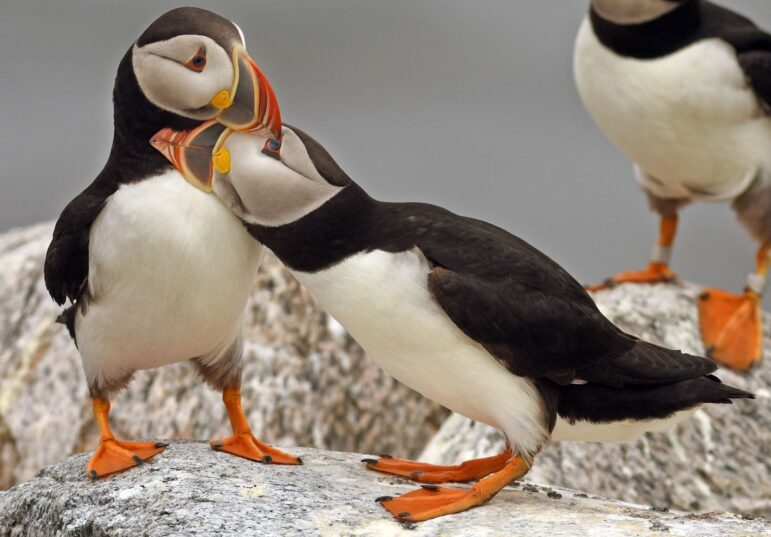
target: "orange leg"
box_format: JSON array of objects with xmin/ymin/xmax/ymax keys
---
[
  {"xmin": 86, "ymin": 399, "xmax": 167, "ymax": 478},
  {"xmin": 210, "ymin": 387, "xmax": 302, "ymax": 465},
  {"xmin": 698, "ymin": 242, "xmax": 768, "ymax": 371},
  {"xmin": 588, "ymin": 215, "xmax": 678, "ymax": 291},
  {"xmin": 362, "ymin": 448, "xmax": 512, "ymax": 484},
  {"xmin": 378, "ymin": 455, "xmax": 532, "ymax": 522}
]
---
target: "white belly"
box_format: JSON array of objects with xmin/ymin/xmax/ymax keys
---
[
  {"xmin": 76, "ymin": 171, "xmax": 262, "ymax": 388},
  {"xmin": 575, "ymin": 18, "xmax": 771, "ymax": 200},
  {"xmin": 293, "ymin": 249, "xmax": 548, "ymax": 456}
]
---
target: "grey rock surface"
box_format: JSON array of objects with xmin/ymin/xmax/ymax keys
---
[
  {"xmin": 0, "ymin": 223, "xmax": 447, "ymax": 489},
  {"xmin": 1, "ymin": 442, "xmax": 767, "ymax": 537},
  {"xmin": 421, "ymin": 282, "xmax": 770, "ymax": 517}
]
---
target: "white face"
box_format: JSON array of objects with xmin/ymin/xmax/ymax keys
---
[
  {"xmin": 132, "ymin": 34, "xmax": 236, "ymax": 120},
  {"xmin": 592, "ymin": 0, "xmax": 682, "ymax": 24},
  {"xmin": 212, "ymin": 127, "xmax": 343, "ymax": 227}
]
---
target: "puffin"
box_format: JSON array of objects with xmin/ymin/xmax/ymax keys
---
[
  {"xmin": 574, "ymin": 0, "xmax": 771, "ymax": 371},
  {"xmin": 44, "ymin": 7, "xmax": 299, "ymax": 478},
  {"xmin": 158, "ymin": 124, "xmax": 754, "ymax": 522}
]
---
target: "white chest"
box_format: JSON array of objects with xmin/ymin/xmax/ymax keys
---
[
  {"xmin": 76, "ymin": 171, "xmax": 262, "ymax": 385},
  {"xmin": 574, "ymin": 18, "xmax": 771, "ymax": 199},
  {"xmin": 293, "ymin": 249, "xmax": 548, "ymax": 455}
]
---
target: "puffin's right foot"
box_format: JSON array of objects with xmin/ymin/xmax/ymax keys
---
[
  {"xmin": 587, "ymin": 262, "xmax": 677, "ymax": 292},
  {"xmin": 362, "ymin": 449, "xmax": 512, "ymax": 484},
  {"xmin": 698, "ymin": 288, "xmax": 763, "ymax": 371},
  {"xmin": 86, "ymin": 397, "xmax": 167, "ymax": 478},
  {"xmin": 214, "ymin": 386, "xmax": 302, "ymax": 465},
  {"xmin": 211, "ymin": 433, "xmax": 301, "ymax": 465},
  {"xmin": 87, "ymin": 439, "xmax": 167, "ymax": 478}
]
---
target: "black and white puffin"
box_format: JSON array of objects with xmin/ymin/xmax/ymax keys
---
[
  {"xmin": 575, "ymin": 0, "xmax": 771, "ymax": 371},
  {"xmin": 162, "ymin": 125, "xmax": 753, "ymax": 521},
  {"xmin": 44, "ymin": 7, "xmax": 299, "ymax": 478}
]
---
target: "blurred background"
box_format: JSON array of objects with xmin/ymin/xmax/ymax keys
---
[{"xmin": 1, "ymin": 0, "xmax": 770, "ymax": 296}]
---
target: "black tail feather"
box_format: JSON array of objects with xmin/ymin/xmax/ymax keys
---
[{"xmin": 557, "ymin": 375, "xmax": 754, "ymax": 424}]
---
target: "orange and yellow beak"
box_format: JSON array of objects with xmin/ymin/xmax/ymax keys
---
[
  {"xmin": 150, "ymin": 120, "xmax": 231, "ymax": 192},
  {"xmin": 210, "ymin": 45, "xmax": 282, "ymax": 140},
  {"xmin": 150, "ymin": 45, "xmax": 282, "ymax": 192}
]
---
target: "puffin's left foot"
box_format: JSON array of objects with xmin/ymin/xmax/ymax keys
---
[
  {"xmin": 214, "ymin": 386, "xmax": 302, "ymax": 465},
  {"xmin": 211, "ymin": 433, "xmax": 301, "ymax": 465},
  {"xmin": 698, "ymin": 288, "xmax": 763, "ymax": 371},
  {"xmin": 363, "ymin": 449, "xmax": 511, "ymax": 483},
  {"xmin": 377, "ymin": 455, "xmax": 531, "ymax": 522}
]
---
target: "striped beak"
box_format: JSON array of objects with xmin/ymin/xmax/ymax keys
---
[
  {"xmin": 150, "ymin": 46, "xmax": 282, "ymax": 192},
  {"xmin": 150, "ymin": 120, "xmax": 231, "ymax": 192},
  {"xmin": 209, "ymin": 45, "xmax": 282, "ymax": 141}
]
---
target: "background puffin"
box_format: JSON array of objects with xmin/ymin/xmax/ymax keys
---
[
  {"xmin": 162, "ymin": 124, "xmax": 754, "ymax": 522},
  {"xmin": 575, "ymin": 0, "xmax": 771, "ymax": 371},
  {"xmin": 44, "ymin": 7, "xmax": 299, "ymax": 478}
]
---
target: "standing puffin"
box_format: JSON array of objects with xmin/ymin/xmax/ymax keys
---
[
  {"xmin": 44, "ymin": 7, "xmax": 299, "ymax": 478},
  {"xmin": 163, "ymin": 125, "xmax": 753, "ymax": 522},
  {"xmin": 575, "ymin": 0, "xmax": 771, "ymax": 371}
]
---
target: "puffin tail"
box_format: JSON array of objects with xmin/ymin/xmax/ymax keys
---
[
  {"xmin": 557, "ymin": 374, "xmax": 754, "ymax": 424},
  {"xmin": 697, "ymin": 374, "xmax": 755, "ymax": 404}
]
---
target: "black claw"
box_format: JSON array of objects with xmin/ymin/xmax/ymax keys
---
[
  {"xmin": 155, "ymin": 442, "xmax": 169, "ymax": 448},
  {"xmin": 378, "ymin": 454, "xmax": 394, "ymax": 459},
  {"xmin": 361, "ymin": 458, "xmax": 378, "ymax": 465},
  {"xmin": 132, "ymin": 455, "xmax": 144, "ymax": 465},
  {"xmin": 89, "ymin": 469, "xmax": 98, "ymax": 479},
  {"xmin": 705, "ymin": 346, "xmax": 716, "ymax": 358},
  {"xmin": 397, "ymin": 512, "xmax": 412, "ymax": 520},
  {"xmin": 421, "ymin": 484, "xmax": 439, "ymax": 491},
  {"xmin": 605, "ymin": 278, "xmax": 616, "ymax": 289},
  {"xmin": 699, "ymin": 291, "xmax": 711, "ymax": 300},
  {"xmin": 262, "ymin": 455, "xmax": 273, "ymax": 464},
  {"xmin": 375, "ymin": 495, "xmax": 394, "ymax": 503},
  {"xmin": 296, "ymin": 457, "xmax": 303, "ymax": 465},
  {"xmin": 212, "ymin": 442, "xmax": 224, "ymax": 451}
]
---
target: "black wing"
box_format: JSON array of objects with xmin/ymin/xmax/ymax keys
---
[
  {"xmin": 738, "ymin": 49, "xmax": 771, "ymax": 110},
  {"xmin": 419, "ymin": 213, "xmax": 715, "ymax": 387},
  {"xmin": 44, "ymin": 180, "xmax": 117, "ymax": 306},
  {"xmin": 703, "ymin": 1, "xmax": 771, "ymax": 109}
]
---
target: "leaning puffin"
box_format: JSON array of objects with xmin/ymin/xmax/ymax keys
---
[
  {"xmin": 44, "ymin": 7, "xmax": 299, "ymax": 478},
  {"xmin": 575, "ymin": 0, "xmax": 771, "ymax": 371},
  {"xmin": 158, "ymin": 124, "xmax": 754, "ymax": 522}
]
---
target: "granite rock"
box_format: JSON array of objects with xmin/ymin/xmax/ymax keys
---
[{"xmin": 1, "ymin": 442, "xmax": 767, "ymax": 537}]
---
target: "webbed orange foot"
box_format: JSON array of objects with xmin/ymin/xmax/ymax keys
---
[
  {"xmin": 377, "ymin": 455, "xmax": 531, "ymax": 522},
  {"xmin": 363, "ymin": 449, "xmax": 511, "ymax": 484},
  {"xmin": 87, "ymin": 439, "xmax": 167, "ymax": 478},
  {"xmin": 698, "ymin": 288, "xmax": 763, "ymax": 371},
  {"xmin": 211, "ymin": 433, "xmax": 301, "ymax": 465},
  {"xmin": 587, "ymin": 262, "xmax": 677, "ymax": 292}
]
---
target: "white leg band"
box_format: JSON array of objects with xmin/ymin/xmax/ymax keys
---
[
  {"xmin": 650, "ymin": 244, "xmax": 672, "ymax": 265},
  {"xmin": 746, "ymin": 272, "xmax": 768, "ymax": 295}
]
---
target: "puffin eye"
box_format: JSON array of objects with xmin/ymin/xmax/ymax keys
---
[{"xmin": 184, "ymin": 47, "xmax": 207, "ymax": 72}]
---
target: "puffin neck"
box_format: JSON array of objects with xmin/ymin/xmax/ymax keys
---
[
  {"xmin": 245, "ymin": 184, "xmax": 384, "ymax": 273},
  {"xmin": 590, "ymin": 0, "xmax": 702, "ymax": 59},
  {"xmin": 107, "ymin": 46, "xmax": 200, "ymax": 182}
]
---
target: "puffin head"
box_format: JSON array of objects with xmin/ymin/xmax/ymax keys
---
[
  {"xmin": 210, "ymin": 127, "xmax": 350, "ymax": 228},
  {"xmin": 132, "ymin": 7, "xmax": 280, "ymax": 134},
  {"xmin": 590, "ymin": 0, "xmax": 689, "ymax": 24},
  {"xmin": 111, "ymin": 7, "xmax": 281, "ymax": 190}
]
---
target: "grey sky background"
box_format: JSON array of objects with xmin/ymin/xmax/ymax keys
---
[{"xmin": 1, "ymin": 0, "xmax": 770, "ymax": 299}]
